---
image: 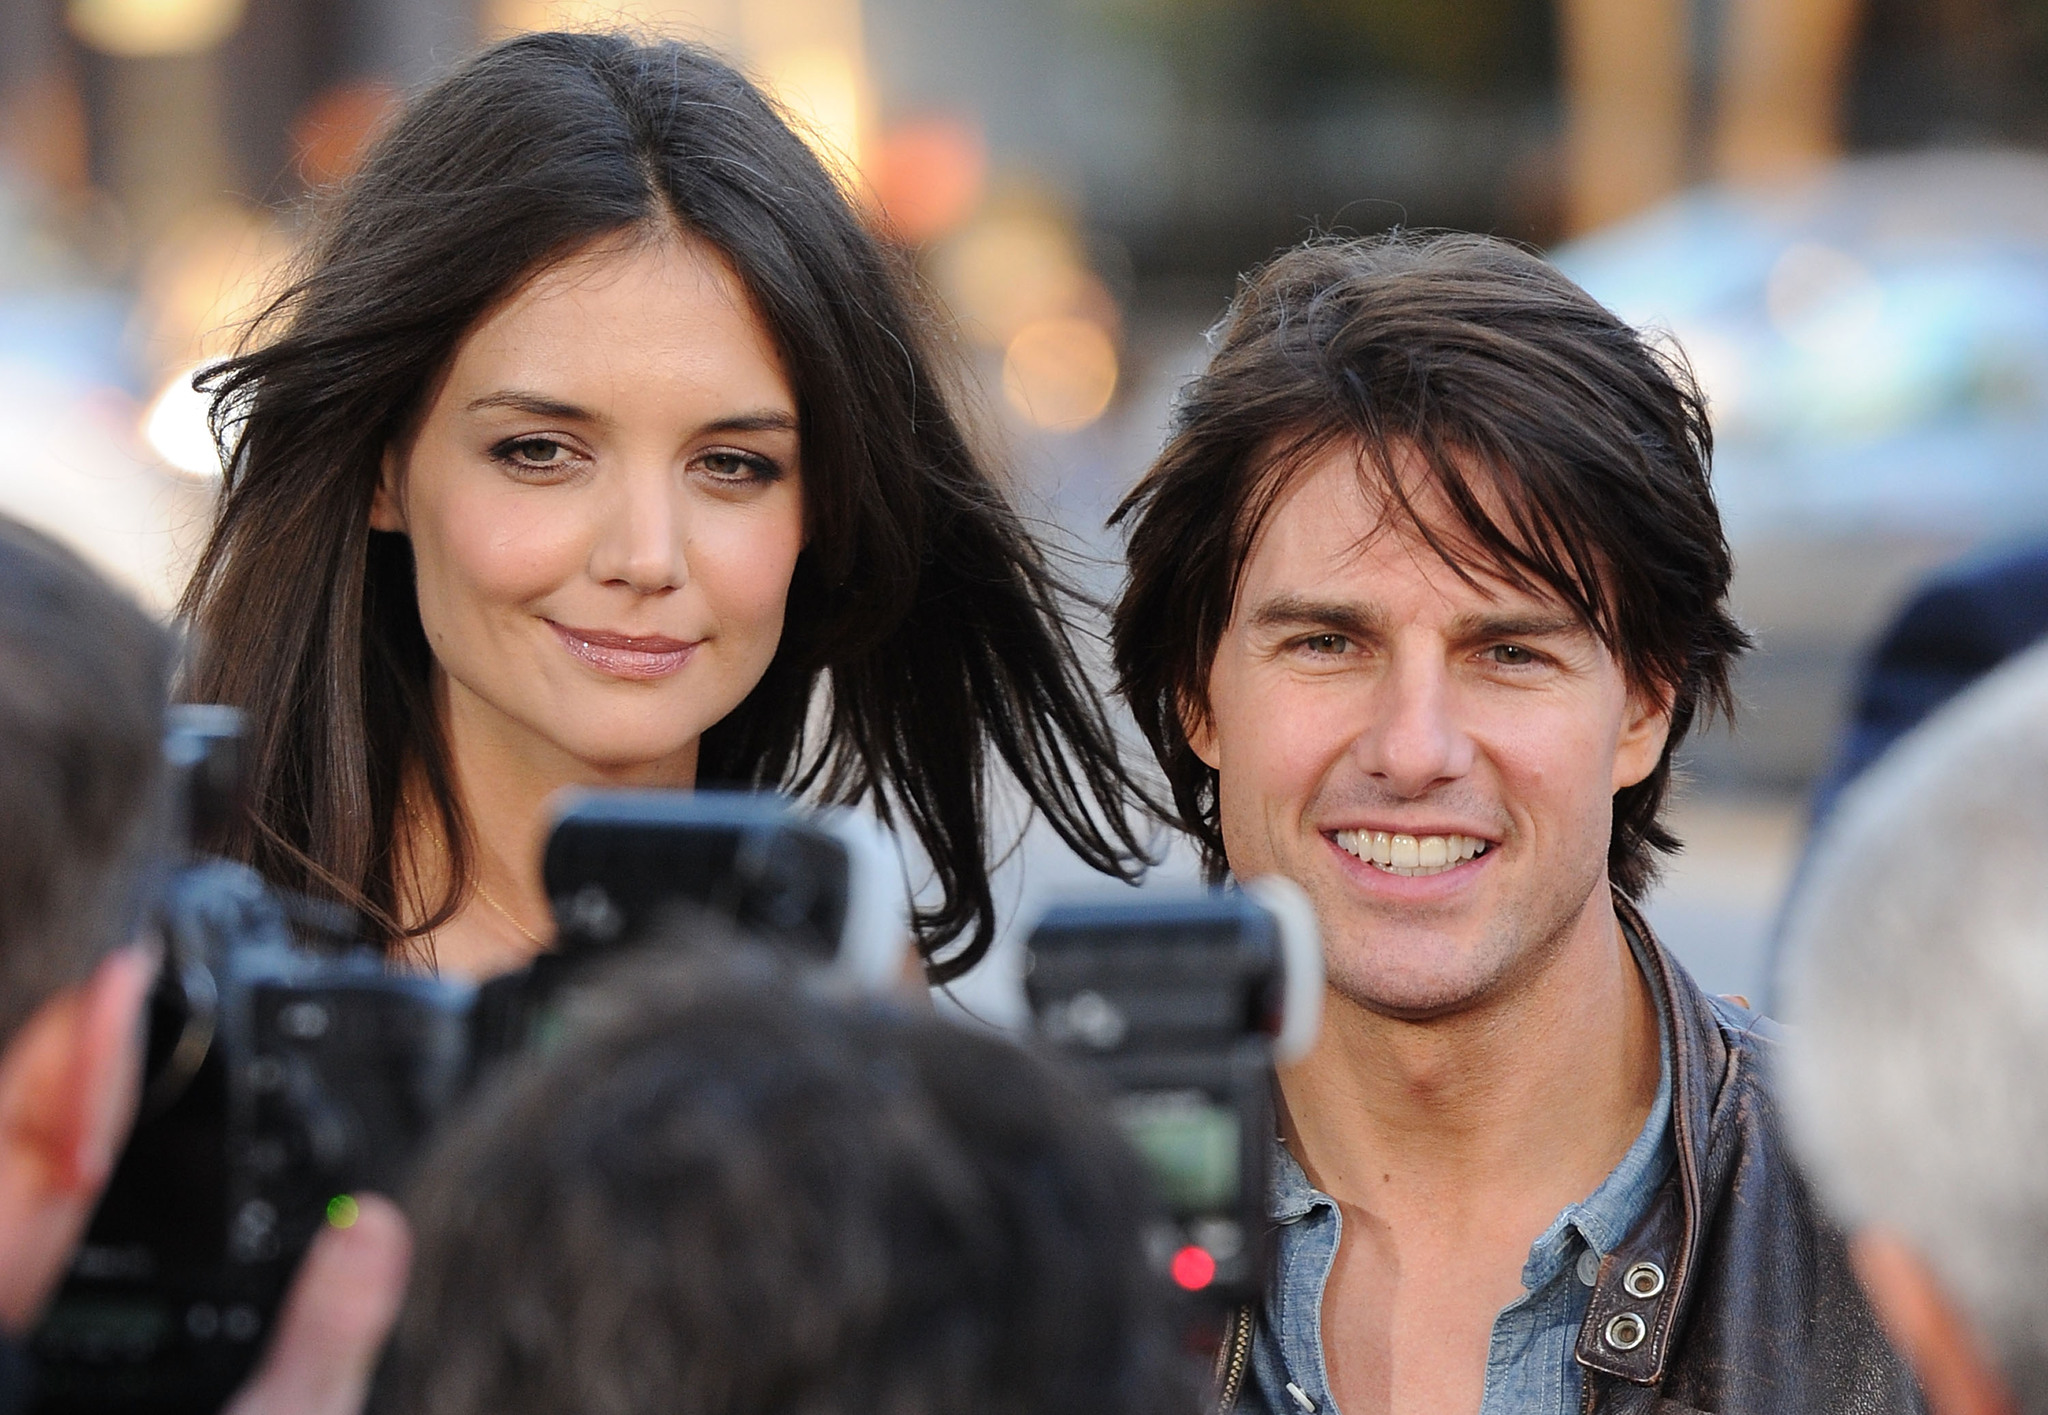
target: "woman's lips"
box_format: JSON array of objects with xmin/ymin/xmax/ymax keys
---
[{"xmin": 546, "ymin": 621, "xmax": 699, "ymax": 681}]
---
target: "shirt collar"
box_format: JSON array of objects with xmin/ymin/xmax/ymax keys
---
[
  {"xmin": 1266, "ymin": 921, "xmax": 1676, "ymax": 1264},
  {"xmin": 1269, "ymin": 1137, "xmax": 1325, "ymax": 1223}
]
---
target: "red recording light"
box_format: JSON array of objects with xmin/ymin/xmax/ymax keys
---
[{"xmin": 1170, "ymin": 1244, "xmax": 1218, "ymax": 1291}]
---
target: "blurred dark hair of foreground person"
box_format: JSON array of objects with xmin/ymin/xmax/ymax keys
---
[
  {"xmin": 0, "ymin": 516, "xmax": 174, "ymax": 1373},
  {"xmin": 377, "ymin": 944, "xmax": 1197, "ymax": 1415},
  {"xmin": 1781, "ymin": 639, "xmax": 2048, "ymax": 1415},
  {"xmin": 0, "ymin": 514, "xmax": 407, "ymax": 1415}
]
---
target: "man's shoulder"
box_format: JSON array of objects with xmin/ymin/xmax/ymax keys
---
[
  {"xmin": 1704, "ymin": 991, "xmax": 1786, "ymax": 1048},
  {"xmin": 1638, "ymin": 956, "xmax": 1923, "ymax": 1413}
]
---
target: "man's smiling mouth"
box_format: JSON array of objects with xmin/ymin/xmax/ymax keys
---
[{"xmin": 1332, "ymin": 829, "xmax": 1490, "ymax": 878}]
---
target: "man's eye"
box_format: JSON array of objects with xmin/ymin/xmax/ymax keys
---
[
  {"xmin": 1301, "ymin": 633, "xmax": 1350, "ymax": 655},
  {"xmin": 1489, "ymin": 644, "xmax": 1537, "ymax": 665}
]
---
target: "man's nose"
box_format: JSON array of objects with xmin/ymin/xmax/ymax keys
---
[
  {"xmin": 1355, "ymin": 646, "xmax": 1473, "ymax": 796},
  {"xmin": 589, "ymin": 462, "xmax": 687, "ymax": 594}
]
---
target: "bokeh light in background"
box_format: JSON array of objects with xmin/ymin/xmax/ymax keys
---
[
  {"xmin": 291, "ymin": 82, "xmax": 399, "ymax": 190},
  {"xmin": 142, "ymin": 364, "xmax": 222, "ymax": 478},
  {"xmin": 866, "ymin": 115, "xmax": 985, "ymax": 244},
  {"xmin": 491, "ymin": 0, "xmax": 872, "ymax": 186},
  {"xmin": 929, "ymin": 205, "xmax": 1122, "ymax": 432},
  {"xmin": 1002, "ymin": 316, "xmax": 1118, "ymax": 430},
  {"xmin": 134, "ymin": 205, "xmax": 292, "ymax": 479},
  {"xmin": 66, "ymin": 0, "xmax": 247, "ymax": 58}
]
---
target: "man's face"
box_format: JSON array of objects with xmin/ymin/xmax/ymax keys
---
[{"xmin": 1191, "ymin": 445, "xmax": 1670, "ymax": 1019}]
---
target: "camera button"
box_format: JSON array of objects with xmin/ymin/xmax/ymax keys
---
[{"xmin": 223, "ymin": 1305, "xmax": 261, "ymax": 1342}]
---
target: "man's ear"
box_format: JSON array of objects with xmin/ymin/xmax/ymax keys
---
[
  {"xmin": 1611, "ymin": 683, "xmax": 1674, "ymax": 793},
  {"xmin": 1851, "ymin": 1228, "xmax": 2017, "ymax": 1415},
  {"xmin": 368, "ymin": 447, "xmax": 407, "ymax": 533},
  {"xmin": 0, "ymin": 945, "xmax": 156, "ymax": 1330}
]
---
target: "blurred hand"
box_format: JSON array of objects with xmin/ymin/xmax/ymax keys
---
[{"xmin": 223, "ymin": 1194, "xmax": 411, "ymax": 1415}]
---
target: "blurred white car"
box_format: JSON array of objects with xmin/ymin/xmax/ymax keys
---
[{"xmin": 1556, "ymin": 150, "xmax": 2048, "ymax": 788}]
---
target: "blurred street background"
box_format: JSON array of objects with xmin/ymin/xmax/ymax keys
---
[{"xmin": 8, "ymin": 0, "xmax": 2048, "ymax": 1017}]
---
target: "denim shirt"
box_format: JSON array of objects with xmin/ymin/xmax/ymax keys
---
[{"xmin": 1245, "ymin": 976, "xmax": 1675, "ymax": 1415}]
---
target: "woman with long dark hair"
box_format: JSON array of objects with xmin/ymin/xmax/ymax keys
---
[{"xmin": 182, "ymin": 30, "xmax": 1154, "ymax": 980}]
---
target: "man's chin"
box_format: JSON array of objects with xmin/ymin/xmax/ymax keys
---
[{"xmin": 1323, "ymin": 943, "xmax": 1522, "ymax": 1022}]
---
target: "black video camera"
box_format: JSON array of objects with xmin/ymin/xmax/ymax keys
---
[
  {"xmin": 1024, "ymin": 879, "xmax": 1321, "ymax": 1311},
  {"xmin": 33, "ymin": 714, "xmax": 909, "ymax": 1415}
]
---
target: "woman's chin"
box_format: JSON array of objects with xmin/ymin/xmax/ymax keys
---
[{"xmin": 542, "ymin": 724, "xmax": 707, "ymax": 784}]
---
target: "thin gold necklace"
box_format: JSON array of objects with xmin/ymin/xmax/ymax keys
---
[
  {"xmin": 405, "ymin": 798, "xmax": 548, "ymax": 948},
  {"xmin": 470, "ymin": 878, "xmax": 547, "ymax": 948}
]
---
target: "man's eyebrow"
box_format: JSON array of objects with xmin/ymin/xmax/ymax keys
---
[
  {"xmin": 1245, "ymin": 595, "xmax": 1386, "ymax": 637},
  {"xmin": 1446, "ymin": 609, "xmax": 1589, "ymax": 642}
]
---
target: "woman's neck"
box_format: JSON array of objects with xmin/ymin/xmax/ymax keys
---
[{"xmin": 400, "ymin": 670, "xmax": 697, "ymax": 979}]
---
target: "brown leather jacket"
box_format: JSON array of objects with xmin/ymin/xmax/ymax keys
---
[{"xmin": 1214, "ymin": 900, "xmax": 1924, "ymax": 1415}]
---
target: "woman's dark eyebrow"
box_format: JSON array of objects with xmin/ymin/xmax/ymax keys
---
[
  {"xmin": 466, "ymin": 390, "xmax": 593, "ymax": 421},
  {"xmin": 701, "ymin": 410, "xmax": 799, "ymax": 435},
  {"xmin": 463, "ymin": 393, "xmax": 797, "ymax": 438}
]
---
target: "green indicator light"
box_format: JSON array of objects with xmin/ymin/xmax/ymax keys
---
[{"xmin": 325, "ymin": 1194, "xmax": 360, "ymax": 1229}]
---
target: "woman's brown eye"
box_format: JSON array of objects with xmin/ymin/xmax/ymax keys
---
[
  {"xmin": 701, "ymin": 451, "xmax": 777, "ymax": 482},
  {"xmin": 513, "ymin": 439, "xmax": 563, "ymax": 464}
]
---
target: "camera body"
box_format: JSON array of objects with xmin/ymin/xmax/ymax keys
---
[
  {"xmin": 1023, "ymin": 878, "xmax": 1320, "ymax": 1310},
  {"xmin": 33, "ymin": 716, "xmax": 908, "ymax": 1415},
  {"xmin": 540, "ymin": 789, "xmax": 908, "ymax": 991},
  {"xmin": 34, "ymin": 856, "xmax": 474, "ymax": 1415}
]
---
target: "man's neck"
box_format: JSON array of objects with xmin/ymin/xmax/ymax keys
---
[
  {"xmin": 1275, "ymin": 891, "xmax": 1665, "ymax": 1415},
  {"xmin": 1277, "ymin": 892, "xmax": 1661, "ymax": 1222}
]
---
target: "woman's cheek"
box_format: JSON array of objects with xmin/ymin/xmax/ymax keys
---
[
  {"xmin": 437, "ymin": 485, "xmax": 589, "ymax": 609},
  {"xmin": 691, "ymin": 502, "xmax": 806, "ymax": 636}
]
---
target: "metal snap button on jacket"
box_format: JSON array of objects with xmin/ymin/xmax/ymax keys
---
[
  {"xmin": 1622, "ymin": 1260, "xmax": 1666, "ymax": 1299},
  {"xmin": 1604, "ymin": 1313, "xmax": 1648, "ymax": 1351}
]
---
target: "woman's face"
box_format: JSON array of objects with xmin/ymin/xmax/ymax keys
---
[{"xmin": 373, "ymin": 230, "xmax": 805, "ymax": 782}]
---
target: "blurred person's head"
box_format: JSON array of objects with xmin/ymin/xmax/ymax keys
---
[
  {"xmin": 0, "ymin": 515, "xmax": 172, "ymax": 1330},
  {"xmin": 1781, "ymin": 640, "xmax": 2048, "ymax": 1415},
  {"xmin": 1111, "ymin": 231, "xmax": 1748, "ymax": 1019},
  {"xmin": 379, "ymin": 948, "xmax": 1192, "ymax": 1415},
  {"xmin": 181, "ymin": 29, "xmax": 1150, "ymax": 981}
]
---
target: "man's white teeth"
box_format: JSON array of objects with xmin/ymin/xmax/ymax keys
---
[{"xmin": 1333, "ymin": 829, "xmax": 1489, "ymax": 877}]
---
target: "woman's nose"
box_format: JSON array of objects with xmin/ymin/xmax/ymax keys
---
[{"xmin": 589, "ymin": 464, "xmax": 686, "ymax": 593}]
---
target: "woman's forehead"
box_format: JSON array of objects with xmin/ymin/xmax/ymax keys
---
[{"xmin": 444, "ymin": 231, "xmax": 794, "ymax": 412}]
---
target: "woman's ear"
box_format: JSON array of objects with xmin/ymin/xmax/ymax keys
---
[
  {"xmin": 369, "ymin": 448, "xmax": 407, "ymax": 533},
  {"xmin": 1181, "ymin": 689, "xmax": 1220, "ymax": 771}
]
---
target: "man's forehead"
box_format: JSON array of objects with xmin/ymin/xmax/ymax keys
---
[
  {"xmin": 1237, "ymin": 435, "xmax": 1596, "ymax": 626},
  {"xmin": 1251, "ymin": 439, "xmax": 1468, "ymax": 553}
]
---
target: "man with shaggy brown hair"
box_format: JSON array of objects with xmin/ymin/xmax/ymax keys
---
[{"xmin": 1112, "ymin": 232, "xmax": 1917, "ymax": 1415}]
